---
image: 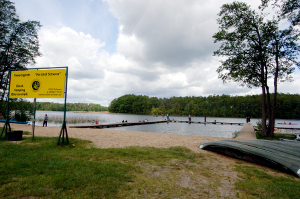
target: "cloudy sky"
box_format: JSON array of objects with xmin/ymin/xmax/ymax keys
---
[{"xmin": 13, "ymin": 0, "xmax": 299, "ymax": 106}]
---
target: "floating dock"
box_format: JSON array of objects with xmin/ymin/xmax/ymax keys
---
[
  {"xmin": 70, "ymin": 120, "xmax": 168, "ymax": 129},
  {"xmin": 170, "ymin": 120, "xmax": 244, "ymax": 125},
  {"xmin": 70, "ymin": 120, "xmax": 245, "ymax": 129}
]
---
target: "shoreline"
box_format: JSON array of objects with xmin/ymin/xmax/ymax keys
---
[
  {"xmin": 7, "ymin": 123, "xmax": 278, "ymax": 173},
  {"xmin": 8, "ymin": 123, "xmax": 227, "ymax": 152},
  {"xmin": 72, "ymin": 111, "xmax": 110, "ymax": 113}
]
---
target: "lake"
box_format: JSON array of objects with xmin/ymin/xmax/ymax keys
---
[{"xmin": 35, "ymin": 111, "xmax": 300, "ymax": 138}]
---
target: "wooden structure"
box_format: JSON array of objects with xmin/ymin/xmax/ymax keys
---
[
  {"xmin": 170, "ymin": 120, "xmax": 244, "ymax": 125},
  {"xmin": 70, "ymin": 120, "xmax": 168, "ymax": 129},
  {"xmin": 70, "ymin": 120, "xmax": 244, "ymax": 129}
]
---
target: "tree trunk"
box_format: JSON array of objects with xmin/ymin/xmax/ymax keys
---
[
  {"xmin": 261, "ymin": 85, "xmax": 267, "ymax": 136},
  {"xmin": 269, "ymin": 42, "xmax": 280, "ymax": 138},
  {"xmin": 269, "ymin": 90, "xmax": 277, "ymax": 138},
  {"xmin": 261, "ymin": 64, "xmax": 267, "ymax": 136},
  {"xmin": 266, "ymin": 85, "xmax": 271, "ymax": 137}
]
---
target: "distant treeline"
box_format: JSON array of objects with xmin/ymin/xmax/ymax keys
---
[
  {"xmin": 36, "ymin": 102, "xmax": 108, "ymax": 112},
  {"xmin": 108, "ymin": 94, "xmax": 300, "ymax": 119}
]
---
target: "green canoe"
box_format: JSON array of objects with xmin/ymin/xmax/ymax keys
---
[{"xmin": 199, "ymin": 139, "xmax": 300, "ymax": 178}]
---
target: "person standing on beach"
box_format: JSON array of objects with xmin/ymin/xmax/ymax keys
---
[
  {"xmin": 188, "ymin": 115, "xmax": 191, "ymax": 122},
  {"xmin": 11, "ymin": 112, "xmax": 15, "ymax": 121},
  {"xmin": 43, "ymin": 114, "xmax": 48, "ymax": 127}
]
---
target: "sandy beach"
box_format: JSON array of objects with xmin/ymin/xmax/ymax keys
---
[{"xmin": 8, "ymin": 123, "xmax": 228, "ymax": 152}]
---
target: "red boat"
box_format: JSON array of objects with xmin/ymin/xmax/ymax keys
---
[{"xmin": 277, "ymin": 123, "xmax": 296, "ymax": 125}]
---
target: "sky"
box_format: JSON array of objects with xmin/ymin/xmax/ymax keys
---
[{"xmin": 12, "ymin": 0, "xmax": 300, "ymax": 106}]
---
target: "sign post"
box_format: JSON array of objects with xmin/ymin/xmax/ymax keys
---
[
  {"xmin": 0, "ymin": 96, "xmax": 11, "ymax": 139},
  {"xmin": 32, "ymin": 98, "xmax": 36, "ymax": 139},
  {"xmin": 57, "ymin": 67, "xmax": 68, "ymax": 145},
  {"xmin": 1, "ymin": 67, "xmax": 68, "ymax": 145}
]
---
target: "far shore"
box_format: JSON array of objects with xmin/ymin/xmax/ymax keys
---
[{"xmin": 71, "ymin": 111, "xmax": 110, "ymax": 114}]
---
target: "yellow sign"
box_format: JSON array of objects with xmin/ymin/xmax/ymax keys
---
[{"xmin": 9, "ymin": 69, "xmax": 66, "ymax": 98}]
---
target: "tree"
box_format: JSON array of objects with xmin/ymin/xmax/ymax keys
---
[
  {"xmin": 265, "ymin": 24, "xmax": 300, "ymax": 137},
  {"xmin": 0, "ymin": 0, "xmax": 42, "ymax": 103},
  {"xmin": 108, "ymin": 93, "xmax": 299, "ymax": 119},
  {"xmin": 213, "ymin": 1, "xmax": 299, "ymax": 137},
  {"xmin": 261, "ymin": 0, "xmax": 300, "ymax": 26},
  {"xmin": 10, "ymin": 98, "xmax": 33, "ymax": 121},
  {"xmin": 259, "ymin": 2, "xmax": 300, "ymax": 136},
  {"xmin": 213, "ymin": 1, "xmax": 269, "ymax": 136}
]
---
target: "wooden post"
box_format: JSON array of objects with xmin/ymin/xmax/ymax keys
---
[{"xmin": 32, "ymin": 98, "xmax": 36, "ymax": 139}]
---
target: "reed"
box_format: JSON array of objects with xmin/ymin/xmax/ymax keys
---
[{"xmin": 36, "ymin": 115, "xmax": 106, "ymax": 124}]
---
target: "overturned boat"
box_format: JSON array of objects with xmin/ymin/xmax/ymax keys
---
[
  {"xmin": 0, "ymin": 119, "xmax": 28, "ymax": 124},
  {"xmin": 200, "ymin": 139, "xmax": 300, "ymax": 178}
]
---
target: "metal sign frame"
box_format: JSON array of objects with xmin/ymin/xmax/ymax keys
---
[{"xmin": 1, "ymin": 67, "xmax": 69, "ymax": 145}]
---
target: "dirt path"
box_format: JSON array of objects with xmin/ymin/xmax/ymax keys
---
[{"xmin": 235, "ymin": 123, "xmax": 256, "ymax": 140}]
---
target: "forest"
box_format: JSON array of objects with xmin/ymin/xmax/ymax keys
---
[
  {"xmin": 0, "ymin": 101, "xmax": 108, "ymax": 121},
  {"xmin": 108, "ymin": 94, "xmax": 300, "ymax": 119},
  {"xmin": 1, "ymin": 93, "xmax": 299, "ymax": 121},
  {"xmin": 36, "ymin": 102, "xmax": 108, "ymax": 112}
]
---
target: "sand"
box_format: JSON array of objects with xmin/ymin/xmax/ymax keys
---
[{"xmin": 8, "ymin": 123, "xmax": 229, "ymax": 152}]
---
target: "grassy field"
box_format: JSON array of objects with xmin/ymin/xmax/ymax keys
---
[
  {"xmin": 0, "ymin": 132, "xmax": 300, "ymax": 198},
  {"xmin": 256, "ymin": 131, "xmax": 296, "ymax": 140}
]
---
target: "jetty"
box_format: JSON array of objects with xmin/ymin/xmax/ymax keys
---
[
  {"xmin": 70, "ymin": 120, "xmax": 168, "ymax": 129},
  {"xmin": 170, "ymin": 120, "xmax": 244, "ymax": 125},
  {"xmin": 70, "ymin": 120, "xmax": 245, "ymax": 129},
  {"xmin": 235, "ymin": 123, "xmax": 256, "ymax": 140}
]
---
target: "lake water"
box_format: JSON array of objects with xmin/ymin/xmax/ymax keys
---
[{"xmin": 35, "ymin": 111, "xmax": 300, "ymax": 138}]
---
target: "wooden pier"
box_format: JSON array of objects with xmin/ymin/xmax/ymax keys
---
[
  {"xmin": 70, "ymin": 120, "xmax": 245, "ymax": 129},
  {"xmin": 170, "ymin": 120, "xmax": 244, "ymax": 125},
  {"xmin": 70, "ymin": 120, "xmax": 168, "ymax": 129}
]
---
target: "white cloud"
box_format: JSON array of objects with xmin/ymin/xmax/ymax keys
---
[
  {"xmin": 22, "ymin": 0, "xmax": 299, "ymax": 106},
  {"xmin": 107, "ymin": 0, "xmax": 257, "ymax": 67},
  {"xmin": 34, "ymin": 27, "xmax": 106, "ymax": 80}
]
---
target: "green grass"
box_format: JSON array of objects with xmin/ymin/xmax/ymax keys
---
[
  {"xmin": 0, "ymin": 137, "xmax": 137, "ymax": 198},
  {"xmin": 22, "ymin": 131, "xmax": 31, "ymax": 135},
  {"xmin": 235, "ymin": 165, "xmax": 300, "ymax": 199},
  {"xmin": 233, "ymin": 131, "xmax": 239, "ymax": 138},
  {"xmin": 256, "ymin": 131, "xmax": 296, "ymax": 140},
  {"xmin": 0, "ymin": 131, "xmax": 300, "ymax": 198},
  {"xmin": 0, "ymin": 136, "xmax": 210, "ymax": 198}
]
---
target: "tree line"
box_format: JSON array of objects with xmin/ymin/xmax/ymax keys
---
[
  {"xmin": 108, "ymin": 94, "xmax": 300, "ymax": 119},
  {"xmin": 0, "ymin": 99, "xmax": 34, "ymax": 121},
  {"xmin": 2, "ymin": 94, "xmax": 298, "ymax": 122},
  {"xmin": 36, "ymin": 102, "xmax": 108, "ymax": 112},
  {"xmin": 0, "ymin": 101, "xmax": 108, "ymax": 121}
]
